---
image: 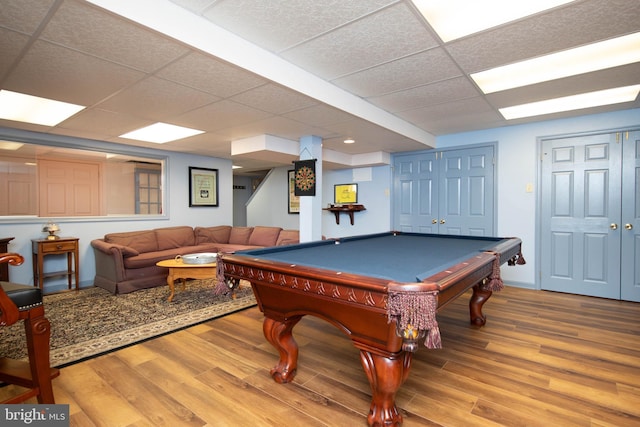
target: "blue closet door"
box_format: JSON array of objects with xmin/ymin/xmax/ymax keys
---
[
  {"xmin": 540, "ymin": 132, "xmax": 628, "ymax": 300},
  {"xmin": 621, "ymin": 131, "xmax": 640, "ymax": 301},
  {"xmin": 394, "ymin": 151, "xmax": 438, "ymax": 234},
  {"xmin": 393, "ymin": 145, "xmax": 495, "ymax": 236}
]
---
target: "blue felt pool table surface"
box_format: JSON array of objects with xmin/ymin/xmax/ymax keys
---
[{"xmin": 237, "ymin": 232, "xmax": 512, "ymax": 284}]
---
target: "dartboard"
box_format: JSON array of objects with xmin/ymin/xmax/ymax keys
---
[{"xmin": 295, "ymin": 165, "xmax": 316, "ymax": 191}]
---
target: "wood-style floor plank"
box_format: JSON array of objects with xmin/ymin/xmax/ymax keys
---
[{"xmin": 4, "ymin": 286, "xmax": 639, "ymax": 426}]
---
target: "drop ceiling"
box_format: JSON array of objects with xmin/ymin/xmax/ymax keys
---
[{"xmin": 1, "ymin": 0, "xmax": 639, "ymax": 175}]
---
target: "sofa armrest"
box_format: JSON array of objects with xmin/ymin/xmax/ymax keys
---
[
  {"xmin": 91, "ymin": 239, "xmax": 139, "ymax": 257},
  {"xmin": 90, "ymin": 239, "xmax": 137, "ymax": 284}
]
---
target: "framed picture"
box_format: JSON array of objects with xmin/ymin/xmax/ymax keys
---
[
  {"xmin": 288, "ymin": 170, "xmax": 300, "ymax": 214},
  {"xmin": 334, "ymin": 183, "xmax": 358, "ymax": 204},
  {"xmin": 189, "ymin": 167, "xmax": 218, "ymax": 207}
]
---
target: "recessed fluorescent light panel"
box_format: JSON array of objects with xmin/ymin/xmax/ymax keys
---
[
  {"xmin": 120, "ymin": 123, "xmax": 204, "ymax": 143},
  {"xmin": 499, "ymin": 84, "xmax": 640, "ymax": 120},
  {"xmin": 412, "ymin": 0, "xmax": 574, "ymax": 42},
  {"xmin": 0, "ymin": 140, "xmax": 24, "ymax": 150},
  {"xmin": 0, "ymin": 90, "xmax": 85, "ymax": 126},
  {"xmin": 472, "ymin": 32, "xmax": 640, "ymax": 94}
]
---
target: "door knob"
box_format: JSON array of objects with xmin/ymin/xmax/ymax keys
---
[
  {"xmin": 432, "ymin": 219, "xmax": 437, "ymax": 224},
  {"xmin": 625, "ymin": 223, "xmax": 633, "ymax": 230},
  {"xmin": 440, "ymin": 219, "xmax": 446, "ymax": 224},
  {"xmin": 610, "ymin": 223, "xmax": 618, "ymax": 230}
]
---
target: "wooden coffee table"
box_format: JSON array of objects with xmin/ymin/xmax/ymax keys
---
[{"xmin": 156, "ymin": 258, "xmax": 217, "ymax": 302}]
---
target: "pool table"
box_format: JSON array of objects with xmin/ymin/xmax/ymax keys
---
[{"xmin": 219, "ymin": 232, "xmax": 525, "ymax": 426}]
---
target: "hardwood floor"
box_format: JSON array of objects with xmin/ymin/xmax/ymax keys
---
[{"xmin": 3, "ymin": 286, "xmax": 639, "ymax": 426}]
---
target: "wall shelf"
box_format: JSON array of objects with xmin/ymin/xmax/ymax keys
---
[{"xmin": 323, "ymin": 204, "xmax": 366, "ymax": 225}]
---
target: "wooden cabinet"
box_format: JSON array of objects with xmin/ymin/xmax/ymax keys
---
[{"xmin": 32, "ymin": 237, "xmax": 79, "ymax": 290}]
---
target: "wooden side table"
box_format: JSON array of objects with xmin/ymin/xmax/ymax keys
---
[
  {"xmin": 32, "ymin": 237, "xmax": 80, "ymax": 290},
  {"xmin": 0, "ymin": 237, "xmax": 15, "ymax": 281}
]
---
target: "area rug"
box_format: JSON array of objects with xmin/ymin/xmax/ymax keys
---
[{"xmin": 0, "ymin": 280, "xmax": 256, "ymax": 368}]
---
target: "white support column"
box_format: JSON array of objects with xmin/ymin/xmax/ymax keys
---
[{"xmin": 299, "ymin": 135, "xmax": 322, "ymax": 242}]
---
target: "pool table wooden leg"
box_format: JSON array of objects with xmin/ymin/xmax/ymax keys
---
[
  {"xmin": 469, "ymin": 284, "xmax": 492, "ymax": 326},
  {"xmin": 263, "ymin": 316, "xmax": 302, "ymax": 384},
  {"xmin": 360, "ymin": 350, "xmax": 412, "ymax": 427}
]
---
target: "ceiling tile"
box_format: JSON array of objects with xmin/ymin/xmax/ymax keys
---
[
  {"xmin": 332, "ymin": 48, "xmax": 462, "ymax": 97},
  {"xmin": 280, "ymin": 2, "xmax": 439, "ymax": 79},
  {"xmin": 230, "ymin": 84, "xmax": 318, "ymax": 115},
  {"xmin": 398, "ymin": 97, "xmax": 503, "ymax": 135},
  {"xmin": 0, "ymin": 0, "xmax": 56, "ymax": 34},
  {"xmin": 447, "ymin": 0, "xmax": 640, "ymax": 73},
  {"xmin": 216, "ymin": 115, "xmax": 331, "ymax": 142},
  {"xmin": 0, "ymin": 29, "xmax": 31, "ymax": 77},
  {"xmin": 96, "ymin": 76, "xmax": 219, "ymax": 122},
  {"xmin": 199, "ymin": 0, "xmax": 398, "ymax": 52},
  {"xmin": 172, "ymin": 99, "xmax": 273, "ymax": 132},
  {"xmin": 368, "ymin": 77, "xmax": 479, "ymax": 113},
  {"xmin": 283, "ymin": 104, "xmax": 356, "ymax": 127},
  {"xmin": 155, "ymin": 52, "xmax": 266, "ymax": 97},
  {"xmin": 57, "ymin": 108, "xmax": 152, "ymax": 138},
  {"xmin": 4, "ymin": 40, "xmax": 145, "ymax": 105},
  {"xmin": 40, "ymin": 0, "xmax": 188, "ymax": 72}
]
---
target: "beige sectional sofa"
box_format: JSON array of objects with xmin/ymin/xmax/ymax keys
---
[{"xmin": 91, "ymin": 225, "xmax": 299, "ymax": 294}]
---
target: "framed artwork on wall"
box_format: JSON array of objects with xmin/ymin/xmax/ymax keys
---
[
  {"xmin": 189, "ymin": 167, "xmax": 218, "ymax": 207},
  {"xmin": 334, "ymin": 183, "xmax": 358, "ymax": 204},
  {"xmin": 288, "ymin": 170, "xmax": 300, "ymax": 214}
]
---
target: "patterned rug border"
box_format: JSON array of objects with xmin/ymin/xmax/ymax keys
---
[{"xmin": 51, "ymin": 292, "xmax": 257, "ymax": 368}]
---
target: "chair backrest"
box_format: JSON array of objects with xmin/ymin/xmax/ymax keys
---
[{"xmin": 0, "ymin": 253, "xmax": 24, "ymax": 326}]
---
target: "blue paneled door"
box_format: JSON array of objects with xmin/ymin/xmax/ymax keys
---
[
  {"xmin": 540, "ymin": 130, "xmax": 640, "ymax": 301},
  {"xmin": 621, "ymin": 131, "xmax": 640, "ymax": 301},
  {"xmin": 393, "ymin": 145, "xmax": 495, "ymax": 236}
]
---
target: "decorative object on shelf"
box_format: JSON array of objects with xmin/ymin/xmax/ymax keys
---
[
  {"xmin": 334, "ymin": 183, "xmax": 358, "ymax": 204},
  {"xmin": 293, "ymin": 159, "xmax": 316, "ymax": 196},
  {"xmin": 42, "ymin": 221, "xmax": 60, "ymax": 240}
]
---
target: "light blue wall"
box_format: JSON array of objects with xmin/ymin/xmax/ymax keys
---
[
  {"xmin": 246, "ymin": 165, "xmax": 392, "ymax": 238},
  {"xmin": 321, "ymin": 166, "xmax": 392, "ymax": 238},
  {"xmin": 436, "ymin": 108, "xmax": 640, "ymax": 288},
  {"xmin": 0, "ymin": 146, "xmax": 233, "ymax": 290},
  {"xmin": 246, "ymin": 167, "xmax": 300, "ymax": 230}
]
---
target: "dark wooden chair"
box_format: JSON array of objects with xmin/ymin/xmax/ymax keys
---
[{"xmin": 0, "ymin": 252, "xmax": 59, "ymax": 403}]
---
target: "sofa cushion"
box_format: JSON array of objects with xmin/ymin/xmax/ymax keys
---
[
  {"xmin": 248, "ymin": 226, "xmax": 282, "ymax": 246},
  {"xmin": 123, "ymin": 244, "xmax": 218, "ymax": 269},
  {"xmin": 194, "ymin": 226, "xmax": 232, "ymax": 245},
  {"xmin": 155, "ymin": 226, "xmax": 195, "ymax": 250},
  {"xmin": 104, "ymin": 230, "xmax": 158, "ymax": 253},
  {"xmin": 228, "ymin": 227, "xmax": 253, "ymax": 244},
  {"xmin": 276, "ymin": 229, "xmax": 300, "ymax": 246}
]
